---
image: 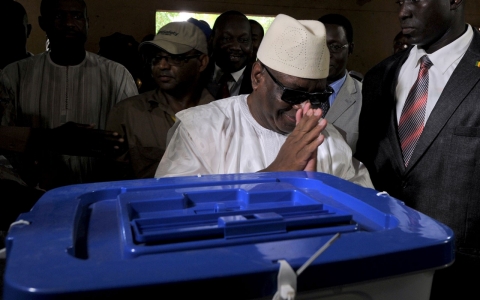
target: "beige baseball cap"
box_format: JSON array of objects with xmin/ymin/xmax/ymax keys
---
[
  {"xmin": 257, "ymin": 14, "xmax": 329, "ymax": 79},
  {"xmin": 139, "ymin": 21, "xmax": 208, "ymax": 55}
]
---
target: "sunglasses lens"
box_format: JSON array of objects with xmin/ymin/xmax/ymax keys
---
[{"xmin": 281, "ymin": 90, "xmax": 308, "ymax": 105}]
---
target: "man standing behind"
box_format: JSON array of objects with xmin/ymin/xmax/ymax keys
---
[
  {"xmin": 318, "ymin": 14, "xmax": 361, "ymax": 153},
  {"xmin": 356, "ymin": 0, "xmax": 479, "ymax": 298},
  {"xmin": 249, "ymin": 19, "xmax": 264, "ymax": 63},
  {"xmin": 0, "ymin": 0, "xmax": 138, "ymax": 189},
  {"xmin": 107, "ymin": 22, "xmax": 214, "ymax": 179},
  {"xmin": 208, "ymin": 10, "xmax": 253, "ymax": 99}
]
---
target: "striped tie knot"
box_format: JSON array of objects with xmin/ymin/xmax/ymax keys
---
[
  {"xmin": 419, "ymin": 55, "xmax": 433, "ymax": 70},
  {"xmin": 398, "ymin": 55, "xmax": 433, "ymax": 167}
]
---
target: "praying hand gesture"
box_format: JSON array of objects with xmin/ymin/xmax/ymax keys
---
[{"xmin": 262, "ymin": 102, "xmax": 326, "ymax": 172}]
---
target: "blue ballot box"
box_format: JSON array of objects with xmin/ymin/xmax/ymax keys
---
[{"xmin": 3, "ymin": 172, "xmax": 454, "ymax": 300}]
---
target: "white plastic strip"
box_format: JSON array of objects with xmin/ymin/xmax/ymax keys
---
[
  {"xmin": 0, "ymin": 220, "xmax": 32, "ymax": 259},
  {"xmin": 296, "ymin": 233, "xmax": 341, "ymax": 276}
]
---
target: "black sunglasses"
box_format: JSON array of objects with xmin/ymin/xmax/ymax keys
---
[{"xmin": 262, "ymin": 64, "xmax": 333, "ymax": 107}]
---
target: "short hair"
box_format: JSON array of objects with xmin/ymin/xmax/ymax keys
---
[
  {"xmin": 40, "ymin": 0, "xmax": 87, "ymax": 17},
  {"xmin": 212, "ymin": 10, "xmax": 249, "ymax": 37},
  {"xmin": 0, "ymin": 0, "xmax": 28, "ymax": 22},
  {"xmin": 249, "ymin": 19, "xmax": 264, "ymax": 36},
  {"xmin": 318, "ymin": 14, "xmax": 353, "ymax": 44}
]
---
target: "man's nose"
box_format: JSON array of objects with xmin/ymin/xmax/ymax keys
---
[
  {"xmin": 63, "ymin": 13, "xmax": 76, "ymax": 27},
  {"xmin": 229, "ymin": 39, "xmax": 242, "ymax": 50},
  {"xmin": 398, "ymin": 2, "xmax": 412, "ymax": 20},
  {"xmin": 158, "ymin": 57, "xmax": 171, "ymax": 69}
]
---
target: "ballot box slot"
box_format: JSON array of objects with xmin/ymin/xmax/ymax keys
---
[{"xmin": 131, "ymin": 207, "xmax": 355, "ymax": 244}]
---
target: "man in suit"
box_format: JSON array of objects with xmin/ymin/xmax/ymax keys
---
[
  {"xmin": 318, "ymin": 14, "xmax": 362, "ymax": 153},
  {"xmin": 355, "ymin": 0, "xmax": 479, "ymax": 298},
  {"xmin": 249, "ymin": 19, "xmax": 264, "ymax": 63},
  {"xmin": 207, "ymin": 10, "xmax": 253, "ymax": 99}
]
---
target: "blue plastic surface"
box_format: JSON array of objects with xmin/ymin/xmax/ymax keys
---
[{"xmin": 3, "ymin": 172, "xmax": 454, "ymax": 299}]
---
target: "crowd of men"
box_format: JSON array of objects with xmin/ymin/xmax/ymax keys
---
[{"xmin": 0, "ymin": 0, "xmax": 478, "ymax": 298}]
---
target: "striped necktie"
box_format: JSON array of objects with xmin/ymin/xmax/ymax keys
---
[
  {"xmin": 398, "ymin": 55, "xmax": 433, "ymax": 167},
  {"xmin": 217, "ymin": 72, "xmax": 233, "ymax": 99}
]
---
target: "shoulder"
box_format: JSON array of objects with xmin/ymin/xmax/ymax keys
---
[
  {"xmin": 178, "ymin": 95, "xmax": 242, "ymax": 117},
  {"xmin": 84, "ymin": 52, "xmax": 130, "ymax": 73},
  {"xmin": 113, "ymin": 90, "xmax": 154, "ymax": 110},
  {"xmin": 364, "ymin": 48, "xmax": 411, "ymax": 81},
  {"xmin": 350, "ymin": 74, "xmax": 362, "ymax": 89},
  {"xmin": 2, "ymin": 52, "xmax": 48, "ymax": 77},
  {"xmin": 177, "ymin": 95, "xmax": 244, "ymax": 130},
  {"xmin": 199, "ymin": 88, "xmax": 215, "ymax": 105},
  {"xmin": 84, "ymin": 52, "xmax": 137, "ymax": 96},
  {"xmin": 343, "ymin": 73, "xmax": 362, "ymax": 94}
]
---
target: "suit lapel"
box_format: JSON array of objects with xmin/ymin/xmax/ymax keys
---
[
  {"xmin": 406, "ymin": 29, "xmax": 480, "ymax": 172},
  {"xmin": 387, "ymin": 50, "xmax": 412, "ymax": 174},
  {"xmin": 326, "ymin": 74, "xmax": 356, "ymax": 123}
]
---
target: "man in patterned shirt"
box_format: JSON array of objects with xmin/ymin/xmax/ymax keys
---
[{"xmin": 0, "ymin": 0, "xmax": 138, "ymax": 190}]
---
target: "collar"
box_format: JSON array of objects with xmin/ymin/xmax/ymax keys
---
[
  {"xmin": 214, "ymin": 64, "xmax": 246, "ymax": 82},
  {"xmin": 329, "ymin": 71, "xmax": 347, "ymax": 94},
  {"xmin": 412, "ymin": 24, "xmax": 474, "ymax": 74}
]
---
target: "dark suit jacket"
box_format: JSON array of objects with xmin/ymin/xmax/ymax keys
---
[
  {"xmin": 206, "ymin": 63, "xmax": 253, "ymax": 99},
  {"xmin": 356, "ymin": 27, "xmax": 480, "ymax": 298}
]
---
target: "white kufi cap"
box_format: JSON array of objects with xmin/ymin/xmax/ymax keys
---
[{"xmin": 257, "ymin": 14, "xmax": 329, "ymax": 79}]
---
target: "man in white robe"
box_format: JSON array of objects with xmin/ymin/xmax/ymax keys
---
[
  {"xmin": 155, "ymin": 14, "xmax": 373, "ymax": 188},
  {"xmin": 0, "ymin": 0, "xmax": 137, "ymax": 189}
]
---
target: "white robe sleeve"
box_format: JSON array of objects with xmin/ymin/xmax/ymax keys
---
[
  {"xmin": 317, "ymin": 124, "xmax": 374, "ymax": 188},
  {"xmin": 155, "ymin": 120, "xmax": 213, "ymax": 178}
]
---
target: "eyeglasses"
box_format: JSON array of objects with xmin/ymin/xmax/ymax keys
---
[
  {"xmin": 262, "ymin": 64, "xmax": 333, "ymax": 106},
  {"xmin": 328, "ymin": 43, "xmax": 349, "ymax": 53},
  {"xmin": 151, "ymin": 54, "xmax": 201, "ymax": 66}
]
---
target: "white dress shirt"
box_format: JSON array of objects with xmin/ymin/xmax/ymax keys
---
[{"xmin": 396, "ymin": 25, "xmax": 474, "ymax": 124}]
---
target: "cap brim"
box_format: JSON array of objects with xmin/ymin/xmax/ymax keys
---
[{"xmin": 139, "ymin": 40, "xmax": 193, "ymax": 55}]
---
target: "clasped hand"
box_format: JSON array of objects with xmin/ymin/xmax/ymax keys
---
[{"xmin": 263, "ymin": 103, "xmax": 326, "ymax": 172}]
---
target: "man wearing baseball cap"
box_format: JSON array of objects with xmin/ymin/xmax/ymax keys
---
[
  {"xmin": 106, "ymin": 21, "xmax": 214, "ymax": 179},
  {"xmin": 155, "ymin": 14, "xmax": 372, "ymax": 188}
]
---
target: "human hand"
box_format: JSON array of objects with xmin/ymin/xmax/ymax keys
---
[
  {"xmin": 262, "ymin": 104, "xmax": 326, "ymax": 172},
  {"xmin": 297, "ymin": 103, "xmax": 322, "ymax": 171},
  {"xmin": 43, "ymin": 122, "xmax": 126, "ymax": 157}
]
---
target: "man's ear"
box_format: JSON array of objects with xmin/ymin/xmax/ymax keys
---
[
  {"xmin": 251, "ymin": 61, "xmax": 265, "ymax": 91},
  {"xmin": 198, "ymin": 54, "xmax": 209, "ymax": 72},
  {"xmin": 348, "ymin": 42, "xmax": 354, "ymax": 56}
]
